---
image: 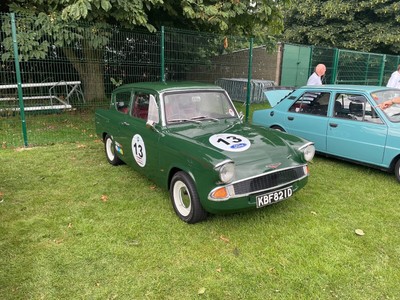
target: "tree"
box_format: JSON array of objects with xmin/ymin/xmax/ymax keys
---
[
  {"xmin": 283, "ymin": 0, "xmax": 400, "ymax": 54},
  {"xmin": 1, "ymin": 0, "xmax": 288, "ymax": 102}
]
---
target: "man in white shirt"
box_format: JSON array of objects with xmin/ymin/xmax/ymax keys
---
[
  {"xmin": 307, "ymin": 64, "xmax": 326, "ymax": 85},
  {"xmin": 386, "ymin": 65, "xmax": 400, "ymax": 88}
]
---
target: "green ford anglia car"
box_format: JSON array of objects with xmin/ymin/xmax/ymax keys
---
[{"xmin": 95, "ymin": 82, "xmax": 315, "ymax": 223}]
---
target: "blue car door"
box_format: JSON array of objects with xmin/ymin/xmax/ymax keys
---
[
  {"xmin": 326, "ymin": 92, "xmax": 387, "ymax": 164},
  {"xmin": 284, "ymin": 91, "xmax": 331, "ymax": 151}
]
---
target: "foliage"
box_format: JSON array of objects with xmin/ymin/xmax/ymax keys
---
[
  {"xmin": 283, "ymin": 0, "xmax": 400, "ymax": 54},
  {"xmin": 1, "ymin": 0, "xmax": 288, "ymax": 101},
  {"xmin": 1, "ymin": 0, "xmax": 161, "ymax": 62},
  {"xmin": 176, "ymin": 0, "xmax": 287, "ymax": 38},
  {"xmin": 1, "ymin": 0, "xmax": 289, "ymax": 53}
]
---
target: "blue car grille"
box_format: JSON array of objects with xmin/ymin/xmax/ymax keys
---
[{"xmin": 232, "ymin": 166, "xmax": 306, "ymax": 195}]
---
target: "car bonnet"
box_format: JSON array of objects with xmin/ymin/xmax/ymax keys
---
[
  {"xmin": 169, "ymin": 123, "xmax": 303, "ymax": 172},
  {"xmin": 263, "ymin": 88, "xmax": 294, "ymax": 107}
]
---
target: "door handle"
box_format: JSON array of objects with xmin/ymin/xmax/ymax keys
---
[
  {"xmin": 288, "ymin": 116, "xmax": 294, "ymax": 121},
  {"xmin": 329, "ymin": 123, "xmax": 338, "ymax": 128},
  {"xmin": 121, "ymin": 121, "xmax": 130, "ymax": 126}
]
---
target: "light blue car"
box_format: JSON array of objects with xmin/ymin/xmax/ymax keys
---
[{"xmin": 253, "ymin": 85, "xmax": 400, "ymax": 182}]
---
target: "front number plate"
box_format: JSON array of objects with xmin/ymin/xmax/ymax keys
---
[{"xmin": 256, "ymin": 186, "xmax": 293, "ymax": 208}]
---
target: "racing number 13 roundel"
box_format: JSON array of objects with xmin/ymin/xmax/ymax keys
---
[
  {"xmin": 132, "ymin": 134, "xmax": 146, "ymax": 167},
  {"xmin": 209, "ymin": 133, "xmax": 250, "ymax": 152}
]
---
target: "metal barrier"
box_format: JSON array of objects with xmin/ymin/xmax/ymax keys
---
[
  {"xmin": 251, "ymin": 79, "xmax": 275, "ymax": 103},
  {"xmin": 215, "ymin": 78, "xmax": 275, "ymax": 103}
]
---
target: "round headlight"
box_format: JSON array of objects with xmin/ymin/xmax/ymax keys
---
[
  {"xmin": 219, "ymin": 162, "xmax": 235, "ymax": 183},
  {"xmin": 301, "ymin": 144, "xmax": 315, "ymax": 162}
]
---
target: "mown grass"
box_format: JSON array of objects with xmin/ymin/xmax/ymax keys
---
[
  {"xmin": 1, "ymin": 103, "xmax": 400, "ymax": 299},
  {"xmin": 0, "ymin": 110, "xmax": 96, "ymax": 148},
  {"xmin": 1, "ymin": 139, "xmax": 400, "ymax": 299}
]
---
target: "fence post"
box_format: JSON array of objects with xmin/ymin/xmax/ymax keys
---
[
  {"xmin": 378, "ymin": 54, "xmax": 386, "ymax": 86},
  {"xmin": 245, "ymin": 37, "xmax": 253, "ymax": 123},
  {"xmin": 331, "ymin": 48, "xmax": 339, "ymax": 84},
  {"xmin": 308, "ymin": 45, "xmax": 314, "ymax": 78},
  {"xmin": 160, "ymin": 26, "xmax": 165, "ymax": 82},
  {"xmin": 365, "ymin": 54, "xmax": 371, "ymax": 83},
  {"xmin": 11, "ymin": 13, "xmax": 28, "ymax": 147}
]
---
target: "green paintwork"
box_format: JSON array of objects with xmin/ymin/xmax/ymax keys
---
[{"xmin": 95, "ymin": 82, "xmax": 313, "ymax": 215}]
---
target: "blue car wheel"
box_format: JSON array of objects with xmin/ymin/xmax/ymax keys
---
[{"xmin": 395, "ymin": 159, "xmax": 400, "ymax": 182}]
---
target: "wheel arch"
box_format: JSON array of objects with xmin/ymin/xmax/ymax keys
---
[
  {"xmin": 167, "ymin": 166, "xmax": 197, "ymax": 191},
  {"xmin": 101, "ymin": 131, "xmax": 108, "ymax": 141},
  {"xmin": 388, "ymin": 154, "xmax": 400, "ymax": 173},
  {"xmin": 270, "ymin": 124, "xmax": 286, "ymax": 132},
  {"xmin": 167, "ymin": 167, "xmax": 182, "ymax": 190}
]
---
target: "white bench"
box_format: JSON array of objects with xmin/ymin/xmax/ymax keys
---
[{"xmin": 0, "ymin": 81, "xmax": 84, "ymax": 112}]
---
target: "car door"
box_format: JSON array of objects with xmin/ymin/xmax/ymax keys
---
[
  {"xmin": 116, "ymin": 90, "xmax": 162, "ymax": 180},
  {"xmin": 105, "ymin": 88, "xmax": 133, "ymax": 156},
  {"xmin": 326, "ymin": 92, "xmax": 387, "ymax": 164},
  {"xmin": 284, "ymin": 91, "xmax": 331, "ymax": 152}
]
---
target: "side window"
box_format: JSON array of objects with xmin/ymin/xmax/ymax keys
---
[
  {"xmin": 132, "ymin": 93, "xmax": 150, "ymax": 120},
  {"xmin": 114, "ymin": 91, "xmax": 131, "ymax": 114},
  {"xmin": 289, "ymin": 92, "xmax": 330, "ymax": 116},
  {"xmin": 334, "ymin": 93, "xmax": 383, "ymax": 124},
  {"xmin": 364, "ymin": 102, "xmax": 383, "ymax": 124}
]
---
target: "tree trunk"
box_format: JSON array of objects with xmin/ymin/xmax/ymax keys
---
[
  {"xmin": 63, "ymin": 40, "xmax": 106, "ymax": 103},
  {"xmin": 80, "ymin": 61, "xmax": 105, "ymax": 102}
]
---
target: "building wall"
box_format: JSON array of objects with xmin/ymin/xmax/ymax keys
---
[{"xmin": 186, "ymin": 44, "xmax": 282, "ymax": 85}]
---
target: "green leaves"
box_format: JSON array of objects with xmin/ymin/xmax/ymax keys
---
[
  {"xmin": 61, "ymin": 0, "xmax": 91, "ymax": 20},
  {"xmin": 0, "ymin": 16, "xmax": 50, "ymax": 62},
  {"xmin": 100, "ymin": 0, "xmax": 112, "ymax": 11},
  {"xmin": 284, "ymin": 0, "xmax": 400, "ymax": 54},
  {"xmin": 3, "ymin": 0, "xmax": 285, "ymax": 47},
  {"xmin": 178, "ymin": 0, "xmax": 284, "ymax": 40}
]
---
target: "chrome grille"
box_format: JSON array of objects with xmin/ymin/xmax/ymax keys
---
[{"xmin": 232, "ymin": 166, "xmax": 306, "ymax": 195}]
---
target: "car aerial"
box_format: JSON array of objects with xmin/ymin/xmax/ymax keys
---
[
  {"xmin": 95, "ymin": 82, "xmax": 315, "ymax": 223},
  {"xmin": 253, "ymin": 84, "xmax": 400, "ymax": 182}
]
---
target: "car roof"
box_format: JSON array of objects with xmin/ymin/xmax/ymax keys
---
[
  {"xmin": 113, "ymin": 81, "xmax": 224, "ymax": 93},
  {"xmin": 298, "ymin": 84, "xmax": 393, "ymax": 93}
]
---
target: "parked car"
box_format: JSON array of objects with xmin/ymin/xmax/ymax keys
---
[
  {"xmin": 95, "ymin": 82, "xmax": 315, "ymax": 223},
  {"xmin": 253, "ymin": 85, "xmax": 400, "ymax": 181}
]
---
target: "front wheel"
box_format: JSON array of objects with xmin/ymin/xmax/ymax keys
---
[
  {"xmin": 170, "ymin": 171, "xmax": 208, "ymax": 224},
  {"xmin": 104, "ymin": 134, "xmax": 122, "ymax": 166},
  {"xmin": 395, "ymin": 159, "xmax": 400, "ymax": 182}
]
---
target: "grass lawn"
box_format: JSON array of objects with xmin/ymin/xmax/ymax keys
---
[
  {"xmin": 1, "ymin": 103, "xmax": 400, "ymax": 299},
  {"xmin": 0, "ymin": 111, "xmax": 96, "ymax": 148},
  {"xmin": 1, "ymin": 138, "xmax": 400, "ymax": 299}
]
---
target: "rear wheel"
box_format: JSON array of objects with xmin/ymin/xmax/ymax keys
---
[
  {"xmin": 395, "ymin": 159, "xmax": 400, "ymax": 182},
  {"xmin": 105, "ymin": 134, "xmax": 122, "ymax": 166},
  {"xmin": 170, "ymin": 171, "xmax": 208, "ymax": 224}
]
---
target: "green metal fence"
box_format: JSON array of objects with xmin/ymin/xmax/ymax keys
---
[
  {"xmin": 2, "ymin": 12, "xmax": 400, "ymax": 148},
  {"xmin": 1, "ymin": 12, "xmax": 280, "ymax": 147},
  {"xmin": 281, "ymin": 43, "xmax": 400, "ymax": 87}
]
